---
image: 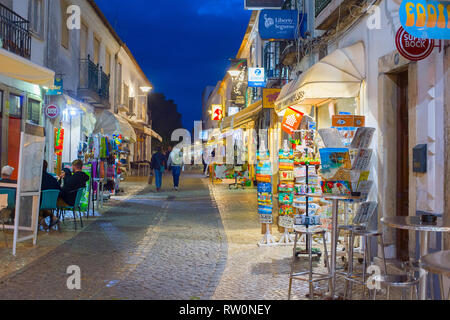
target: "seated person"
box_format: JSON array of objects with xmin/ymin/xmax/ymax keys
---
[
  {"xmin": 39, "ymin": 161, "xmax": 61, "ymax": 230},
  {"xmin": 0, "ymin": 166, "xmax": 16, "ymax": 184},
  {"xmin": 58, "ymin": 168, "xmax": 72, "ymax": 189},
  {"xmin": 58, "ymin": 160, "xmax": 89, "ymax": 207}
]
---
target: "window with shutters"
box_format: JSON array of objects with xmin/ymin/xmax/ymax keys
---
[{"xmin": 29, "ymin": 0, "xmax": 44, "ymax": 39}]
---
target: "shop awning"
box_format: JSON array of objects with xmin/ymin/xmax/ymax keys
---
[
  {"xmin": 275, "ymin": 42, "xmax": 365, "ymax": 111},
  {"xmin": 0, "ymin": 48, "xmax": 55, "ymax": 87},
  {"xmin": 93, "ymin": 110, "xmax": 137, "ymax": 143},
  {"xmin": 143, "ymin": 126, "xmax": 163, "ymax": 142},
  {"xmin": 220, "ymin": 100, "xmax": 262, "ymax": 132}
]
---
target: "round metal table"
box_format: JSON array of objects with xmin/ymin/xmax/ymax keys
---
[
  {"xmin": 420, "ymin": 250, "xmax": 450, "ymax": 300},
  {"xmin": 381, "ymin": 216, "xmax": 450, "ymax": 300}
]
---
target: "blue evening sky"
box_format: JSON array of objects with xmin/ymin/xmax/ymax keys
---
[{"xmin": 94, "ymin": 0, "xmax": 252, "ymax": 130}]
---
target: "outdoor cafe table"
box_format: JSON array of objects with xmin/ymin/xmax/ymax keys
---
[
  {"xmin": 381, "ymin": 216, "xmax": 450, "ymax": 300},
  {"xmin": 303, "ymin": 193, "xmax": 363, "ymax": 299}
]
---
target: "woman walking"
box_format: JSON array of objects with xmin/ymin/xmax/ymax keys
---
[
  {"xmin": 150, "ymin": 147, "xmax": 166, "ymax": 192},
  {"xmin": 167, "ymin": 148, "xmax": 183, "ymax": 191}
]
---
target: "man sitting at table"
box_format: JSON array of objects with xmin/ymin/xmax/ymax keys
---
[
  {"xmin": 0, "ymin": 166, "xmax": 16, "ymax": 183},
  {"xmin": 58, "ymin": 160, "xmax": 89, "ymax": 207}
]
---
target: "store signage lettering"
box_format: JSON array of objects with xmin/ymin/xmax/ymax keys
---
[
  {"xmin": 400, "ymin": 0, "xmax": 450, "ymax": 39},
  {"xmin": 259, "ymin": 10, "xmax": 306, "ymax": 40},
  {"xmin": 45, "ymin": 104, "xmax": 60, "ymax": 119},
  {"xmin": 248, "ymin": 67, "xmax": 266, "ymax": 87},
  {"xmin": 263, "ymin": 88, "xmax": 281, "ymax": 109},
  {"xmin": 211, "ymin": 104, "xmax": 223, "ymax": 121},
  {"xmin": 395, "ymin": 27, "xmax": 435, "ymax": 61}
]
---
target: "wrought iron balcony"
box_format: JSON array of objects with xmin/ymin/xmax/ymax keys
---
[
  {"xmin": 315, "ymin": 0, "xmax": 332, "ymax": 17},
  {"xmin": 0, "ymin": 3, "xmax": 31, "ymax": 59},
  {"xmin": 79, "ymin": 55, "xmax": 110, "ymax": 108}
]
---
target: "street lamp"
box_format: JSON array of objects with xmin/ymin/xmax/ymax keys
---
[{"xmin": 140, "ymin": 86, "xmax": 153, "ymax": 93}]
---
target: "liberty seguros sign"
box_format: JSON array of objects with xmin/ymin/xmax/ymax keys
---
[{"xmin": 259, "ymin": 10, "xmax": 302, "ymax": 40}]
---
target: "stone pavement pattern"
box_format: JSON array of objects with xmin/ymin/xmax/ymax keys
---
[{"xmin": 0, "ymin": 173, "xmax": 227, "ymax": 300}]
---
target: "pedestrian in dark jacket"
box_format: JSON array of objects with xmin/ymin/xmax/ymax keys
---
[
  {"xmin": 58, "ymin": 160, "xmax": 89, "ymax": 207},
  {"xmin": 150, "ymin": 147, "xmax": 166, "ymax": 192}
]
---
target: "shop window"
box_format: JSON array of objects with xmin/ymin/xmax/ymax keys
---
[
  {"xmin": 61, "ymin": 1, "xmax": 69, "ymax": 49},
  {"xmin": 9, "ymin": 94, "xmax": 23, "ymax": 119},
  {"xmin": 29, "ymin": 0, "xmax": 44, "ymax": 39},
  {"xmin": 27, "ymin": 99, "xmax": 41, "ymax": 125}
]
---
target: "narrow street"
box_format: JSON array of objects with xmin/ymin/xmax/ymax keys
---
[{"xmin": 0, "ymin": 173, "xmax": 227, "ymax": 300}]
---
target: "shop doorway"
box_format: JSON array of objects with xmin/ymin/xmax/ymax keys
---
[{"xmin": 396, "ymin": 71, "xmax": 409, "ymax": 261}]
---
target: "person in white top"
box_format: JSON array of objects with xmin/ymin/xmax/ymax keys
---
[{"xmin": 167, "ymin": 148, "xmax": 183, "ymax": 191}]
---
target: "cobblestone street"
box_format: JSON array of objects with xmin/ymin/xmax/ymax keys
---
[{"xmin": 0, "ymin": 172, "xmax": 380, "ymax": 300}]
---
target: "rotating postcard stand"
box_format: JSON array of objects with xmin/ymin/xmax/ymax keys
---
[
  {"xmin": 278, "ymin": 140, "xmax": 295, "ymax": 245},
  {"xmin": 257, "ymin": 140, "xmax": 277, "ymax": 247},
  {"xmin": 11, "ymin": 124, "xmax": 45, "ymax": 256}
]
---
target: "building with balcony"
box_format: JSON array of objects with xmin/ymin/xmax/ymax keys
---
[{"xmin": 0, "ymin": 0, "xmax": 54, "ymax": 179}]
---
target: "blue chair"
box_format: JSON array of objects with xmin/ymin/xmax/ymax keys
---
[
  {"xmin": 40, "ymin": 189, "xmax": 60, "ymax": 231},
  {"xmin": 0, "ymin": 188, "xmax": 16, "ymax": 247},
  {"xmin": 57, "ymin": 188, "xmax": 84, "ymax": 230}
]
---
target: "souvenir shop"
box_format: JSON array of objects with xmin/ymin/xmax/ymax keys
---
[{"xmin": 256, "ymin": 42, "xmax": 376, "ymax": 253}]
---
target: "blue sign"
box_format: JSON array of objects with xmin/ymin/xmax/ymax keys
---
[
  {"xmin": 259, "ymin": 10, "xmax": 306, "ymax": 40},
  {"xmin": 46, "ymin": 77, "xmax": 63, "ymax": 96},
  {"xmin": 400, "ymin": 0, "xmax": 450, "ymax": 40},
  {"xmin": 248, "ymin": 67, "xmax": 266, "ymax": 87}
]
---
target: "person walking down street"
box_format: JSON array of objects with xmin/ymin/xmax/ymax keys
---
[
  {"xmin": 164, "ymin": 146, "xmax": 172, "ymax": 170},
  {"xmin": 168, "ymin": 148, "xmax": 183, "ymax": 191},
  {"xmin": 150, "ymin": 147, "xmax": 166, "ymax": 192}
]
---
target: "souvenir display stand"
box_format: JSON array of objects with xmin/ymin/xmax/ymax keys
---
[
  {"xmin": 316, "ymin": 124, "xmax": 376, "ymax": 299},
  {"xmin": 277, "ymin": 140, "xmax": 295, "ymax": 245},
  {"xmin": 256, "ymin": 142, "xmax": 277, "ymax": 246}
]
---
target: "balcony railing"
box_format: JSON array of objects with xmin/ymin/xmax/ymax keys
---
[
  {"xmin": 0, "ymin": 3, "xmax": 31, "ymax": 59},
  {"xmin": 79, "ymin": 55, "xmax": 110, "ymax": 107},
  {"xmin": 315, "ymin": 0, "xmax": 332, "ymax": 17}
]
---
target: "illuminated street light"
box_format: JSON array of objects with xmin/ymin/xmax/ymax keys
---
[{"xmin": 140, "ymin": 86, "xmax": 153, "ymax": 93}]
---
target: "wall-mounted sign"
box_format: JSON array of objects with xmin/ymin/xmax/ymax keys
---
[
  {"xmin": 259, "ymin": 10, "xmax": 305, "ymax": 40},
  {"xmin": 46, "ymin": 78, "xmax": 63, "ymax": 96},
  {"xmin": 245, "ymin": 0, "xmax": 284, "ymax": 10},
  {"xmin": 281, "ymin": 107, "xmax": 304, "ymax": 135},
  {"xmin": 211, "ymin": 104, "xmax": 223, "ymax": 121},
  {"xmin": 395, "ymin": 27, "xmax": 435, "ymax": 61},
  {"xmin": 45, "ymin": 104, "xmax": 60, "ymax": 119},
  {"xmin": 399, "ymin": 0, "xmax": 450, "ymax": 40},
  {"xmin": 248, "ymin": 67, "xmax": 266, "ymax": 87},
  {"xmin": 262, "ymin": 88, "xmax": 281, "ymax": 109}
]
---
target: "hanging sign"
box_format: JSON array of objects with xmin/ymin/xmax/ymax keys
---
[
  {"xmin": 281, "ymin": 107, "xmax": 304, "ymax": 135},
  {"xmin": 399, "ymin": 0, "xmax": 450, "ymax": 40},
  {"xmin": 259, "ymin": 10, "xmax": 305, "ymax": 40},
  {"xmin": 46, "ymin": 77, "xmax": 63, "ymax": 96},
  {"xmin": 248, "ymin": 67, "xmax": 266, "ymax": 87},
  {"xmin": 395, "ymin": 27, "xmax": 435, "ymax": 61},
  {"xmin": 245, "ymin": 0, "xmax": 284, "ymax": 9},
  {"xmin": 263, "ymin": 88, "xmax": 281, "ymax": 109},
  {"xmin": 211, "ymin": 104, "xmax": 223, "ymax": 121},
  {"xmin": 45, "ymin": 104, "xmax": 60, "ymax": 119},
  {"xmin": 230, "ymin": 63, "xmax": 248, "ymax": 107}
]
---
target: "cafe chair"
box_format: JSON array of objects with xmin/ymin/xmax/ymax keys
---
[
  {"xmin": 420, "ymin": 250, "xmax": 450, "ymax": 300},
  {"xmin": 57, "ymin": 188, "xmax": 85, "ymax": 230},
  {"xmin": 371, "ymin": 274, "xmax": 420, "ymax": 300},
  {"xmin": 337, "ymin": 202, "xmax": 388, "ymax": 299},
  {"xmin": 40, "ymin": 189, "xmax": 61, "ymax": 231},
  {"xmin": 0, "ymin": 188, "xmax": 16, "ymax": 247}
]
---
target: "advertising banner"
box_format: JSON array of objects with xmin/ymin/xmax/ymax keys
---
[
  {"xmin": 399, "ymin": 0, "xmax": 450, "ymax": 40},
  {"xmin": 230, "ymin": 60, "xmax": 248, "ymax": 106},
  {"xmin": 259, "ymin": 10, "xmax": 306, "ymax": 40},
  {"xmin": 262, "ymin": 88, "xmax": 281, "ymax": 109},
  {"xmin": 281, "ymin": 107, "xmax": 303, "ymax": 135},
  {"xmin": 46, "ymin": 77, "xmax": 63, "ymax": 96},
  {"xmin": 248, "ymin": 67, "xmax": 266, "ymax": 87},
  {"xmin": 245, "ymin": 0, "xmax": 284, "ymax": 9}
]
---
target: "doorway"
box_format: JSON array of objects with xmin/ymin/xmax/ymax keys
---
[{"xmin": 396, "ymin": 71, "xmax": 409, "ymax": 261}]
